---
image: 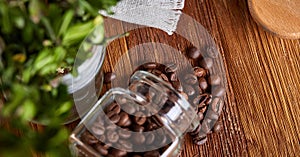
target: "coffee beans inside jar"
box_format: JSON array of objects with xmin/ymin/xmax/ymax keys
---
[
  {"xmin": 76, "ymin": 46, "xmax": 226, "ymax": 157},
  {"xmin": 79, "ymin": 94, "xmax": 177, "ymax": 157}
]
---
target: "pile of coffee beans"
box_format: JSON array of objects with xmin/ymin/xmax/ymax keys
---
[
  {"xmin": 131, "ymin": 46, "xmax": 225, "ymax": 145},
  {"xmin": 79, "ymin": 96, "xmax": 175, "ymax": 157},
  {"xmin": 90, "ymin": 46, "xmax": 226, "ymax": 156}
]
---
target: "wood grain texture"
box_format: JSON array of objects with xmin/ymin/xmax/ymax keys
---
[
  {"xmin": 248, "ymin": 0, "xmax": 300, "ymax": 39},
  {"xmin": 12, "ymin": 0, "xmax": 300, "ymax": 156}
]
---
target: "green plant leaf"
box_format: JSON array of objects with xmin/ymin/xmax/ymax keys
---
[{"xmin": 58, "ymin": 10, "xmax": 74, "ymax": 37}]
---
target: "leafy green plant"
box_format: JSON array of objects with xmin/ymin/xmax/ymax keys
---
[{"xmin": 0, "ymin": 0, "xmax": 119, "ymax": 156}]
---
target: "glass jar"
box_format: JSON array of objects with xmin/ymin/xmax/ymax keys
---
[{"xmin": 69, "ymin": 71, "xmax": 200, "ymax": 157}]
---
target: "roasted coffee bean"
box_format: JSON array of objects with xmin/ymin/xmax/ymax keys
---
[
  {"xmin": 156, "ymin": 134, "xmax": 167, "ymax": 146},
  {"xmin": 104, "ymin": 72, "xmax": 116, "ymax": 83},
  {"xmin": 184, "ymin": 85, "xmax": 196, "ymax": 96},
  {"xmin": 132, "ymin": 124, "xmax": 145, "ymax": 132},
  {"xmin": 164, "ymin": 63, "xmax": 178, "ymax": 73},
  {"xmin": 190, "ymin": 124, "xmax": 202, "ymax": 136},
  {"xmin": 194, "ymin": 136, "xmax": 207, "ymax": 145},
  {"xmin": 171, "ymin": 80, "xmax": 183, "ymax": 92},
  {"xmin": 146, "ymin": 121, "xmax": 159, "ymax": 131},
  {"xmin": 151, "ymin": 69, "xmax": 162, "ymax": 76},
  {"xmin": 187, "ymin": 47, "xmax": 201, "ymax": 59},
  {"xmin": 116, "ymin": 95, "xmax": 127, "ymax": 105},
  {"xmin": 199, "ymin": 77, "xmax": 208, "ymax": 91},
  {"xmin": 206, "ymin": 109, "xmax": 219, "ymax": 120},
  {"xmin": 103, "ymin": 143, "xmax": 112, "ymax": 149},
  {"xmin": 159, "ymin": 73, "xmax": 169, "ymax": 82},
  {"xmin": 106, "ymin": 129, "xmax": 119, "ymax": 143},
  {"xmin": 213, "ymin": 121, "xmax": 222, "ymax": 133},
  {"xmin": 199, "ymin": 57, "xmax": 213, "ymax": 69},
  {"xmin": 107, "ymin": 112, "xmax": 120, "ymax": 124},
  {"xmin": 199, "ymin": 106, "xmax": 207, "ymax": 113},
  {"xmin": 205, "ymin": 45, "xmax": 218, "ymax": 58},
  {"xmin": 198, "ymin": 112, "xmax": 204, "ymax": 121},
  {"xmin": 205, "ymin": 95, "xmax": 213, "ymax": 104},
  {"xmin": 81, "ymin": 131, "xmax": 98, "ymax": 144},
  {"xmin": 98, "ymin": 134, "xmax": 106, "ymax": 142},
  {"xmin": 119, "ymin": 139, "xmax": 133, "ymax": 150},
  {"xmin": 118, "ymin": 128, "xmax": 132, "ymax": 139},
  {"xmin": 144, "ymin": 151, "xmax": 160, "ymax": 157},
  {"xmin": 110, "ymin": 148, "xmax": 127, "ymax": 157},
  {"xmin": 91, "ymin": 123, "xmax": 105, "ymax": 136},
  {"xmin": 184, "ymin": 73, "xmax": 198, "ymax": 85},
  {"xmin": 211, "ymin": 97, "xmax": 221, "ymax": 112},
  {"xmin": 105, "ymin": 103, "xmax": 121, "ymax": 114},
  {"xmin": 169, "ymin": 72, "xmax": 178, "ymax": 81},
  {"xmin": 95, "ymin": 144, "xmax": 108, "ymax": 156},
  {"xmin": 208, "ymin": 75, "xmax": 221, "ymax": 86},
  {"xmin": 121, "ymin": 103, "xmax": 136, "ymax": 114},
  {"xmin": 201, "ymin": 120, "xmax": 211, "ymax": 133},
  {"xmin": 143, "ymin": 62, "xmax": 157, "ymax": 69},
  {"xmin": 180, "ymin": 92, "xmax": 189, "ymax": 100},
  {"xmin": 145, "ymin": 133, "xmax": 155, "ymax": 145},
  {"xmin": 106, "ymin": 123, "xmax": 117, "ymax": 130},
  {"xmin": 134, "ymin": 111, "xmax": 147, "ymax": 125},
  {"xmin": 212, "ymin": 85, "xmax": 226, "ymax": 97},
  {"xmin": 133, "ymin": 133, "xmax": 146, "ymax": 144},
  {"xmin": 117, "ymin": 112, "xmax": 131, "ymax": 127},
  {"xmin": 193, "ymin": 67, "xmax": 206, "ymax": 77}
]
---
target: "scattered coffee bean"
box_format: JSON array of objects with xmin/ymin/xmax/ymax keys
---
[
  {"xmin": 213, "ymin": 121, "xmax": 222, "ymax": 133},
  {"xmin": 117, "ymin": 112, "xmax": 130, "ymax": 127},
  {"xmin": 118, "ymin": 128, "xmax": 132, "ymax": 139},
  {"xmin": 145, "ymin": 133, "xmax": 155, "ymax": 145},
  {"xmin": 91, "ymin": 123, "xmax": 105, "ymax": 136},
  {"xmin": 194, "ymin": 136, "xmax": 207, "ymax": 145},
  {"xmin": 133, "ymin": 133, "xmax": 146, "ymax": 144},
  {"xmin": 134, "ymin": 112, "xmax": 147, "ymax": 125},
  {"xmin": 187, "ymin": 47, "xmax": 201, "ymax": 59},
  {"xmin": 104, "ymin": 72, "xmax": 116, "ymax": 83},
  {"xmin": 184, "ymin": 85, "xmax": 196, "ymax": 96},
  {"xmin": 159, "ymin": 73, "xmax": 169, "ymax": 82},
  {"xmin": 193, "ymin": 67, "xmax": 206, "ymax": 77},
  {"xmin": 184, "ymin": 73, "xmax": 198, "ymax": 85},
  {"xmin": 208, "ymin": 74, "xmax": 221, "ymax": 86},
  {"xmin": 169, "ymin": 72, "xmax": 178, "ymax": 81},
  {"xmin": 119, "ymin": 139, "xmax": 133, "ymax": 150},
  {"xmin": 81, "ymin": 131, "xmax": 98, "ymax": 145},
  {"xmin": 212, "ymin": 85, "xmax": 226, "ymax": 97},
  {"xmin": 121, "ymin": 103, "xmax": 136, "ymax": 115},
  {"xmin": 95, "ymin": 144, "xmax": 108, "ymax": 156},
  {"xmin": 171, "ymin": 80, "xmax": 183, "ymax": 92},
  {"xmin": 105, "ymin": 103, "xmax": 121, "ymax": 114},
  {"xmin": 199, "ymin": 57, "xmax": 213, "ymax": 69},
  {"xmin": 199, "ymin": 77, "xmax": 208, "ymax": 91},
  {"xmin": 132, "ymin": 124, "xmax": 145, "ymax": 132},
  {"xmin": 110, "ymin": 148, "xmax": 127, "ymax": 157},
  {"xmin": 106, "ymin": 129, "xmax": 119, "ymax": 143},
  {"xmin": 143, "ymin": 62, "xmax": 157, "ymax": 69},
  {"xmin": 205, "ymin": 45, "xmax": 218, "ymax": 58}
]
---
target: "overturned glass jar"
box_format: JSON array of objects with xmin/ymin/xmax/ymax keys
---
[{"xmin": 69, "ymin": 71, "xmax": 204, "ymax": 157}]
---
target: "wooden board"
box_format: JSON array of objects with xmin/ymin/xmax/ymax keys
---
[
  {"xmin": 248, "ymin": 0, "xmax": 300, "ymax": 39},
  {"xmin": 20, "ymin": 0, "xmax": 300, "ymax": 156}
]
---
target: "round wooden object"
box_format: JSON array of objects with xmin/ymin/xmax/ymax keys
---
[{"xmin": 248, "ymin": 0, "xmax": 300, "ymax": 39}]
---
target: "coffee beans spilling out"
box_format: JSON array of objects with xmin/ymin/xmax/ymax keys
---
[
  {"xmin": 80, "ymin": 97, "xmax": 174, "ymax": 157},
  {"xmin": 130, "ymin": 46, "xmax": 225, "ymax": 145},
  {"xmin": 99, "ymin": 46, "xmax": 226, "ymax": 154}
]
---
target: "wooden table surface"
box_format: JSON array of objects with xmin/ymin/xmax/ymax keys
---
[{"xmin": 40, "ymin": 0, "xmax": 300, "ymax": 156}]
